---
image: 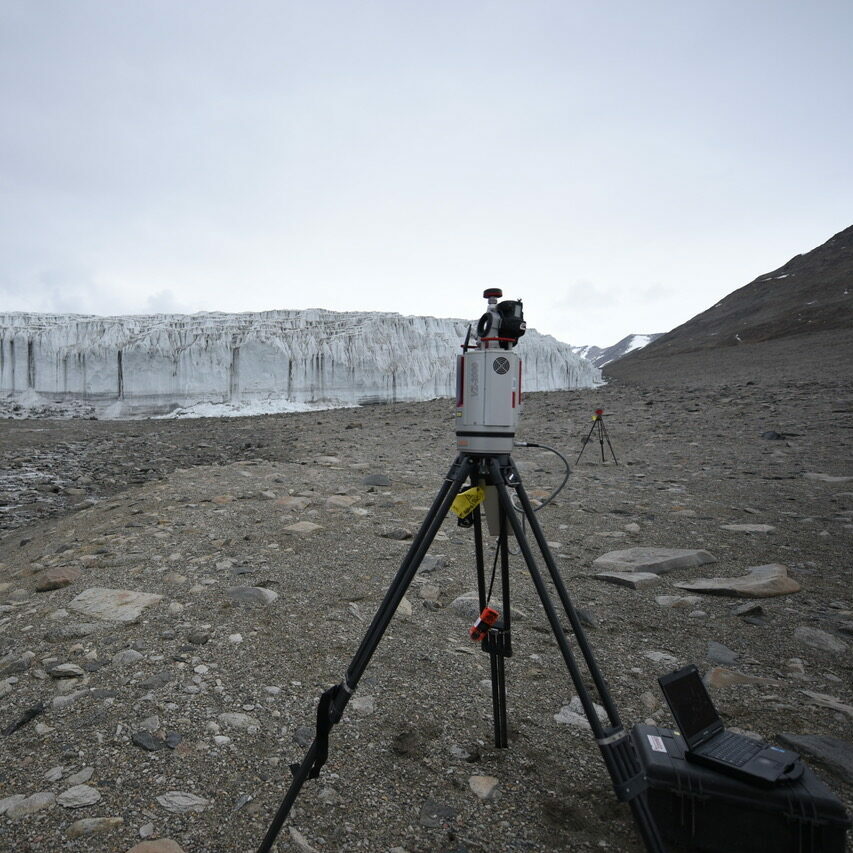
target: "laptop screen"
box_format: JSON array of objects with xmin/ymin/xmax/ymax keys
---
[{"xmin": 659, "ymin": 665, "xmax": 721, "ymax": 746}]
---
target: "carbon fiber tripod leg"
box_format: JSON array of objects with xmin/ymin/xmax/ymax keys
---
[
  {"xmin": 256, "ymin": 454, "xmax": 476, "ymax": 853},
  {"xmin": 576, "ymin": 418, "xmax": 598, "ymax": 464},
  {"xmin": 486, "ymin": 457, "xmax": 665, "ymax": 853},
  {"xmin": 471, "ymin": 507, "xmax": 510, "ymax": 748},
  {"xmin": 601, "ymin": 420, "xmax": 619, "ymax": 464}
]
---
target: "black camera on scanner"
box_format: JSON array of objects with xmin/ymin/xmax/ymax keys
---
[{"xmin": 475, "ymin": 288, "xmax": 526, "ymax": 349}]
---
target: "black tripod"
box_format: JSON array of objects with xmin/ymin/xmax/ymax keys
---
[
  {"xmin": 257, "ymin": 451, "xmax": 663, "ymax": 853},
  {"xmin": 577, "ymin": 410, "xmax": 618, "ymax": 464}
]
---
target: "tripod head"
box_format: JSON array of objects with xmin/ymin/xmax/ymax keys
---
[{"xmin": 456, "ymin": 289, "xmax": 525, "ymax": 455}]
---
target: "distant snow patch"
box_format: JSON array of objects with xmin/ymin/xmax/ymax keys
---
[
  {"xmin": 625, "ymin": 335, "xmax": 652, "ymax": 353},
  {"xmin": 153, "ymin": 398, "xmax": 348, "ymax": 420}
]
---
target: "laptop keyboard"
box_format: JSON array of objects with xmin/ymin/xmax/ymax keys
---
[{"xmin": 702, "ymin": 732, "xmax": 763, "ymax": 766}]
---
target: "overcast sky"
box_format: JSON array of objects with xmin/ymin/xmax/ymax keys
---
[{"xmin": 1, "ymin": 1, "xmax": 850, "ymax": 346}]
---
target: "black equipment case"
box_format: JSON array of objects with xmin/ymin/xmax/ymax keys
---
[{"xmin": 631, "ymin": 724, "xmax": 850, "ymax": 852}]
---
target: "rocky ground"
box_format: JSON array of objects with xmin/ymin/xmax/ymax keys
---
[{"xmin": 1, "ymin": 375, "xmax": 851, "ymax": 853}]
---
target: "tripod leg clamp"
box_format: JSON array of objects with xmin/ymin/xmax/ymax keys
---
[
  {"xmin": 305, "ymin": 683, "xmax": 346, "ymax": 779},
  {"xmin": 612, "ymin": 770, "xmax": 649, "ymax": 802},
  {"xmin": 597, "ymin": 729, "xmax": 649, "ymax": 802}
]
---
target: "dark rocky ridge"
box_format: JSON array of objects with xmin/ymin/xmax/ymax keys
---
[{"xmin": 606, "ymin": 225, "xmax": 853, "ymax": 386}]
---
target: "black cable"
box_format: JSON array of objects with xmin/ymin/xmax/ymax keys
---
[
  {"xmin": 512, "ymin": 441, "xmax": 571, "ymax": 512},
  {"xmin": 512, "ymin": 441, "xmax": 572, "ymax": 525}
]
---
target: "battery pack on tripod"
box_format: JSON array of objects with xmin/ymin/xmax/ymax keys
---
[{"xmin": 631, "ymin": 725, "xmax": 850, "ymax": 852}]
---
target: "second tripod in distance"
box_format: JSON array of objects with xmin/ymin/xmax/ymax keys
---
[{"xmin": 577, "ymin": 408, "xmax": 619, "ymax": 464}]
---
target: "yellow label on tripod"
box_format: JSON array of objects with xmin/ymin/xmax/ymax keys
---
[{"xmin": 451, "ymin": 486, "xmax": 486, "ymax": 519}]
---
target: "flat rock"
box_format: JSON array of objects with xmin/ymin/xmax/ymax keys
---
[
  {"xmin": 705, "ymin": 667, "xmax": 781, "ymax": 688},
  {"xmin": 675, "ymin": 564, "xmax": 800, "ymax": 598},
  {"xmin": 418, "ymin": 554, "xmax": 446, "ymax": 574},
  {"xmin": 274, "ymin": 496, "xmax": 311, "ymax": 510},
  {"xmin": 469, "ymin": 775, "xmax": 499, "ymax": 800},
  {"xmin": 655, "ymin": 595, "xmax": 701, "ymax": 608},
  {"xmin": 112, "ymin": 649, "xmax": 145, "ymax": 667},
  {"xmin": 554, "ymin": 695, "xmax": 608, "ymax": 729},
  {"xmin": 52, "ymin": 689, "xmax": 88, "ymax": 711},
  {"xmin": 325, "ymin": 494, "xmax": 358, "ymax": 508},
  {"xmin": 66, "ymin": 767, "xmax": 94, "ymax": 786},
  {"xmin": 794, "ymin": 626, "xmax": 848, "ymax": 654},
  {"xmin": 139, "ymin": 670, "xmax": 173, "ymax": 690},
  {"xmin": 44, "ymin": 623, "xmax": 103, "ymax": 642},
  {"xmin": 67, "ymin": 816, "xmax": 123, "ymax": 837},
  {"xmin": 225, "ymin": 586, "xmax": 278, "ymax": 607},
  {"xmin": 380, "ymin": 527, "xmax": 412, "ymax": 541},
  {"xmin": 48, "ymin": 663, "xmax": 85, "ymax": 678},
  {"xmin": 0, "ymin": 652, "xmax": 33, "ymax": 676},
  {"xmin": 349, "ymin": 695, "xmax": 375, "ymax": 714},
  {"xmin": 776, "ymin": 733, "xmax": 853, "ymax": 783},
  {"xmin": 419, "ymin": 799, "xmax": 456, "ymax": 828},
  {"xmin": 36, "ymin": 566, "xmax": 82, "ymax": 591},
  {"xmin": 804, "ymin": 472, "xmax": 853, "ymax": 483},
  {"xmin": 594, "ymin": 571, "xmax": 661, "ymax": 589},
  {"xmin": 68, "ymin": 588, "xmax": 163, "ymax": 622},
  {"xmin": 218, "ymin": 712, "xmax": 261, "ymax": 730},
  {"xmin": 282, "ymin": 521, "xmax": 323, "ymax": 535},
  {"xmin": 592, "ymin": 548, "xmax": 717, "ymax": 574},
  {"xmin": 132, "ymin": 731, "xmax": 165, "ymax": 751},
  {"xmin": 362, "ymin": 474, "xmax": 391, "ymax": 486},
  {"xmin": 720, "ymin": 523, "xmax": 776, "ymax": 533},
  {"xmin": 289, "ymin": 827, "xmax": 321, "ymax": 853},
  {"xmin": 800, "ymin": 690, "xmax": 853, "ymax": 718},
  {"xmin": 732, "ymin": 602, "xmax": 764, "ymax": 616},
  {"xmin": 6, "ymin": 791, "xmax": 55, "ymax": 818},
  {"xmin": 57, "ymin": 784, "xmax": 101, "ymax": 808},
  {"xmin": 396, "ymin": 597, "xmax": 413, "ymax": 619},
  {"xmin": 707, "ymin": 641, "xmax": 738, "ymax": 666},
  {"xmin": 155, "ymin": 791, "xmax": 210, "ymax": 813},
  {"xmin": 0, "ymin": 795, "xmax": 26, "ymax": 816},
  {"xmin": 644, "ymin": 651, "xmax": 680, "ymax": 667}
]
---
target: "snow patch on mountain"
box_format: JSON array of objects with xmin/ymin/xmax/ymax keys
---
[
  {"xmin": 1, "ymin": 309, "xmax": 599, "ymax": 418},
  {"xmin": 571, "ymin": 333, "xmax": 663, "ymax": 369}
]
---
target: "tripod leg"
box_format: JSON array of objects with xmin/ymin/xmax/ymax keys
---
[
  {"xmin": 490, "ymin": 645, "xmax": 508, "ymax": 747},
  {"xmin": 507, "ymin": 458, "xmax": 622, "ymax": 724},
  {"xmin": 598, "ymin": 419, "xmax": 606, "ymax": 462},
  {"xmin": 473, "ymin": 507, "xmax": 509, "ymax": 748},
  {"xmin": 488, "ymin": 501, "xmax": 511, "ymax": 748},
  {"xmin": 576, "ymin": 419, "xmax": 597, "ymax": 464},
  {"xmin": 256, "ymin": 454, "xmax": 477, "ymax": 853},
  {"xmin": 486, "ymin": 458, "xmax": 666, "ymax": 853},
  {"xmin": 601, "ymin": 421, "xmax": 619, "ymax": 464}
]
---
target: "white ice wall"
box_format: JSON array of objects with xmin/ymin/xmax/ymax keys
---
[{"xmin": 0, "ymin": 309, "xmax": 600, "ymax": 414}]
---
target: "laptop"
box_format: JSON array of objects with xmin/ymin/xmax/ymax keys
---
[{"xmin": 658, "ymin": 664, "xmax": 802, "ymax": 786}]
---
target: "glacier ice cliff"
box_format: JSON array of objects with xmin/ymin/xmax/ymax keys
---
[{"xmin": 0, "ymin": 310, "xmax": 600, "ymax": 416}]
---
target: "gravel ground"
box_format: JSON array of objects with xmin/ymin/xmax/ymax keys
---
[{"xmin": 1, "ymin": 375, "xmax": 851, "ymax": 853}]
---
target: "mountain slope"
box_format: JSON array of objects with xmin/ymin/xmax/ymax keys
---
[{"xmin": 605, "ymin": 226, "xmax": 853, "ymax": 385}]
